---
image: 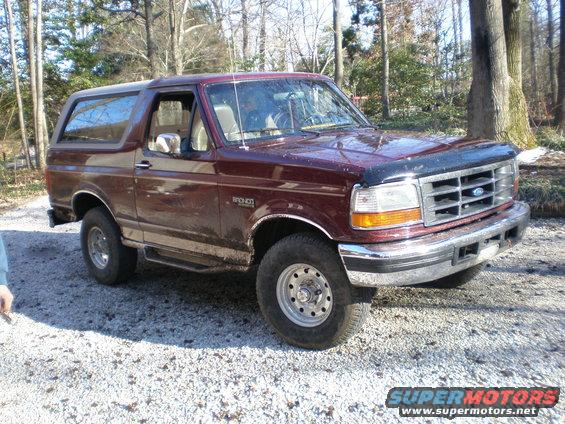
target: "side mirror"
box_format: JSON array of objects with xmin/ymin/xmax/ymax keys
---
[{"xmin": 155, "ymin": 133, "xmax": 181, "ymax": 154}]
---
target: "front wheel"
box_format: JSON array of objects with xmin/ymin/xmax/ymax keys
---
[{"xmin": 256, "ymin": 233, "xmax": 375, "ymax": 349}]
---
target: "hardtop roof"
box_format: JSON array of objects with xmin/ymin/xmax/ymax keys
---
[{"xmin": 72, "ymin": 72, "xmax": 331, "ymax": 97}]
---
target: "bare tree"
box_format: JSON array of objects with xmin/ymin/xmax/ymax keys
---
[
  {"xmin": 546, "ymin": 0, "xmax": 558, "ymax": 109},
  {"xmin": 556, "ymin": 0, "xmax": 565, "ymax": 130},
  {"xmin": 529, "ymin": 1, "xmax": 540, "ymax": 114},
  {"xmin": 379, "ymin": 0, "xmax": 390, "ymax": 119},
  {"xmin": 259, "ymin": 0, "xmax": 267, "ymax": 70},
  {"xmin": 168, "ymin": 0, "xmax": 180, "ymax": 74},
  {"xmin": 36, "ymin": 0, "xmax": 48, "ymax": 168},
  {"xmin": 457, "ymin": 0, "xmax": 464, "ymax": 56},
  {"xmin": 241, "ymin": 0, "xmax": 250, "ymax": 61},
  {"xmin": 333, "ymin": 0, "xmax": 343, "ymax": 87},
  {"xmin": 24, "ymin": 0, "xmax": 41, "ymax": 168},
  {"xmin": 144, "ymin": 0, "xmax": 158, "ymax": 78},
  {"xmin": 3, "ymin": 0, "xmax": 32, "ymax": 168}
]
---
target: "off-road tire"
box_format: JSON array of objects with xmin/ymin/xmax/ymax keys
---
[
  {"xmin": 80, "ymin": 206, "xmax": 137, "ymax": 285},
  {"xmin": 256, "ymin": 233, "xmax": 375, "ymax": 349},
  {"xmin": 428, "ymin": 263, "xmax": 487, "ymax": 289}
]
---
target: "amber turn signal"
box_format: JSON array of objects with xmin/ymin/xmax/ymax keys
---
[{"xmin": 351, "ymin": 208, "xmax": 422, "ymax": 228}]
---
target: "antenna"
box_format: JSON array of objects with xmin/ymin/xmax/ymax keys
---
[{"xmin": 227, "ymin": 32, "xmax": 248, "ymax": 150}]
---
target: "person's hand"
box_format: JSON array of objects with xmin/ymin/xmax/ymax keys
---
[{"xmin": 0, "ymin": 285, "xmax": 13, "ymax": 314}]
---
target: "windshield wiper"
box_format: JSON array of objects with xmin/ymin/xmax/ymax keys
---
[
  {"xmin": 240, "ymin": 127, "xmax": 320, "ymax": 136},
  {"xmin": 305, "ymin": 123, "xmax": 379, "ymax": 131}
]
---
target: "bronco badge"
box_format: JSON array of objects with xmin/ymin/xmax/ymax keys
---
[{"xmin": 232, "ymin": 196, "xmax": 255, "ymax": 208}]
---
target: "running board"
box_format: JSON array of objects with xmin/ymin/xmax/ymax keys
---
[{"xmin": 143, "ymin": 247, "xmax": 247, "ymax": 274}]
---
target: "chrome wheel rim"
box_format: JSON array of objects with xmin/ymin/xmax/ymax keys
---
[
  {"xmin": 276, "ymin": 263, "xmax": 333, "ymax": 327},
  {"xmin": 87, "ymin": 227, "xmax": 110, "ymax": 269}
]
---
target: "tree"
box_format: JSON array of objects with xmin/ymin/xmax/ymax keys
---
[
  {"xmin": 467, "ymin": 0, "xmax": 534, "ymax": 149},
  {"xmin": 36, "ymin": 0, "xmax": 48, "ymax": 169},
  {"xmin": 379, "ymin": 0, "xmax": 390, "ymax": 119},
  {"xmin": 144, "ymin": 0, "xmax": 158, "ymax": 78},
  {"xmin": 556, "ymin": 0, "xmax": 565, "ymax": 130},
  {"xmin": 3, "ymin": 0, "xmax": 32, "ymax": 168},
  {"xmin": 546, "ymin": 0, "xmax": 558, "ymax": 109},
  {"xmin": 502, "ymin": 0, "xmax": 534, "ymax": 147},
  {"xmin": 529, "ymin": 1, "xmax": 541, "ymax": 115},
  {"xmin": 241, "ymin": 0, "xmax": 250, "ymax": 61},
  {"xmin": 333, "ymin": 0, "xmax": 343, "ymax": 87},
  {"xmin": 259, "ymin": 0, "xmax": 267, "ymax": 71},
  {"xmin": 468, "ymin": 0, "xmax": 508, "ymax": 141}
]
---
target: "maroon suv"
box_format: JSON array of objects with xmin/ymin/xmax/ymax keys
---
[{"xmin": 46, "ymin": 72, "xmax": 530, "ymax": 349}]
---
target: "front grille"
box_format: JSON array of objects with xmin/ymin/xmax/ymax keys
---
[{"xmin": 419, "ymin": 160, "xmax": 516, "ymax": 226}]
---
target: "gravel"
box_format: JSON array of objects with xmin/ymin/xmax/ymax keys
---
[{"xmin": 1, "ymin": 196, "xmax": 564, "ymax": 423}]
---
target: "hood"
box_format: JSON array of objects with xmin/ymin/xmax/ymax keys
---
[{"xmin": 248, "ymin": 129, "xmax": 519, "ymax": 184}]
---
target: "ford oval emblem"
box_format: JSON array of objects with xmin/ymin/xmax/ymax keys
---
[{"xmin": 471, "ymin": 187, "xmax": 485, "ymax": 197}]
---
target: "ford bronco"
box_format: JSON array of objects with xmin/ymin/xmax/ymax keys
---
[{"xmin": 46, "ymin": 73, "xmax": 530, "ymax": 349}]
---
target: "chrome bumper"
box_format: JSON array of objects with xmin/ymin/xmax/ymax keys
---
[{"xmin": 339, "ymin": 202, "xmax": 530, "ymax": 287}]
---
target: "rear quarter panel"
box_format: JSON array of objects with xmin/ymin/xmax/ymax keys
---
[{"xmin": 46, "ymin": 90, "xmax": 152, "ymax": 241}]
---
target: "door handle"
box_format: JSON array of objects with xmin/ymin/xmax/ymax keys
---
[{"xmin": 135, "ymin": 161, "xmax": 152, "ymax": 169}]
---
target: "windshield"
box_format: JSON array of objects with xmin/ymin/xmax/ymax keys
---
[{"xmin": 205, "ymin": 78, "xmax": 369, "ymax": 145}]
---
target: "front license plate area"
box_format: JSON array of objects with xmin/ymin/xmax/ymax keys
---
[{"xmin": 477, "ymin": 244, "xmax": 499, "ymax": 261}]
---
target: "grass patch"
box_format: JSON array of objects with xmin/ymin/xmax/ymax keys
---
[
  {"xmin": 0, "ymin": 166, "xmax": 46, "ymax": 205},
  {"xmin": 535, "ymin": 126, "xmax": 565, "ymax": 151},
  {"xmin": 519, "ymin": 176, "xmax": 565, "ymax": 217}
]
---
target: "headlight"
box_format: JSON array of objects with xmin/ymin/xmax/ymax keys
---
[{"xmin": 351, "ymin": 182, "xmax": 422, "ymax": 229}]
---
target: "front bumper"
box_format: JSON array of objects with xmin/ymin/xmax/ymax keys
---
[{"xmin": 338, "ymin": 202, "xmax": 530, "ymax": 287}]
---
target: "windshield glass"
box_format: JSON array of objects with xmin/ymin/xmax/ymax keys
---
[{"xmin": 205, "ymin": 78, "xmax": 368, "ymax": 145}]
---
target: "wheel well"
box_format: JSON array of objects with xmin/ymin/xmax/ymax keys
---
[
  {"xmin": 73, "ymin": 192, "xmax": 110, "ymax": 221},
  {"xmin": 251, "ymin": 218, "xmax": 331, "ymax": 264}
]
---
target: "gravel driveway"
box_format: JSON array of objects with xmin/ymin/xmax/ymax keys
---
[{"xmin": 1, "ymin": 196, "xmax": 563, "ymax": 423}]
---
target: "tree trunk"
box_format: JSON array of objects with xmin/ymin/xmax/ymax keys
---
[
  {"xmin": 529, "ymin": 7, "xmax": 540, "ymax": 115},
  {"xmin": 502, "ymin": 0, "xmax": 535, "ymax": 147},
  {"xmin": 25, "ymin": 0, "xmax": 40, "ymax": 168},
  {"xmin": 259, "ymin": 0, "xmax": 267, "ymax": 71},
  {"xmin": 4, "ymin": 0, "xmax": 32, "ymax": 168},
  {"xmin": 379, "ymin": 0, "xmax": 390, "ymax": 119},
  {"xmin": 546, "ymin": 0, "xmax": 558, "ymax": 109},
  {"xmin": 144, "ymin": 0, "xmax": 158, "ymax": 78},
  {"xmin": 168, "ymin": 0, "xmax": 181, "ymax": 75},
  {"xmin": 452, "ymin": 0, "xmax": 460, "ymax": 58},
  {"xmin": 451, "ymin": 0, "xmax": 461, "ymax": 86},
  {"xmin": 333, "ymin": 0, "xmax": 343, "ymax": 88},
  {"xmin": 457, "ymin": 0, "xmax": 464, "ymax": 56},
  {"xmin": 468, "ymin": 0, "xmax": 510, "ymax": 141},
  {"xmin": 241, "ymin": 0, "xmax": 250, "ymax": 61},
  {"xmin": 36, "ymin": 0, "xmax": 47, "ymax": 169},
  {"xmin": 556, "ymin": 0, "xmax": 565, "ymax": 130}
]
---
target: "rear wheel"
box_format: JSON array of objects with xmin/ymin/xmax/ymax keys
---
[
  {"xmin": 256, "ymin": 233, "xmax": 375, "ymax": 349},
  {"xmin": 427, "ymin": 263, "xmax": 486, "ymax": 288},
  {"xmin": 80, "ymin": 206, "xmax": 137, "ymax": 285}
]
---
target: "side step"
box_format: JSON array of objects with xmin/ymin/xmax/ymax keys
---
[{"xmin": 143, "ymin": 246, "xmax": 246, "ymax": 274}]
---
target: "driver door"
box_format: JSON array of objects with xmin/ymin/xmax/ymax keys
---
[{"xmin": 133, "ymin": 87, "xmax": 221, "ymax": 251}]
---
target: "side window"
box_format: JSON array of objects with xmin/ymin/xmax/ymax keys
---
[
  {"xmin": 148, "ymin": 93, "xmax": 194, "ymax": 154},
  {"xmin": 189, "ymin": 106, "xmax": 209, "ymax": 152},
  {"xmin": 60, "ymin": 94, "xmax": 137, "ymax": 143}
]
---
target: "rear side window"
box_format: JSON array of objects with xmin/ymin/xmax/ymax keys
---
[{"xmin": 60, "ymin": 94, "xmax": 138, "ymax": 143}]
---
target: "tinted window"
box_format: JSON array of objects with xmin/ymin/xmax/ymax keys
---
[{"xmin": 60, "ymin": 94, "xmax": 138, "ymax": 143}]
